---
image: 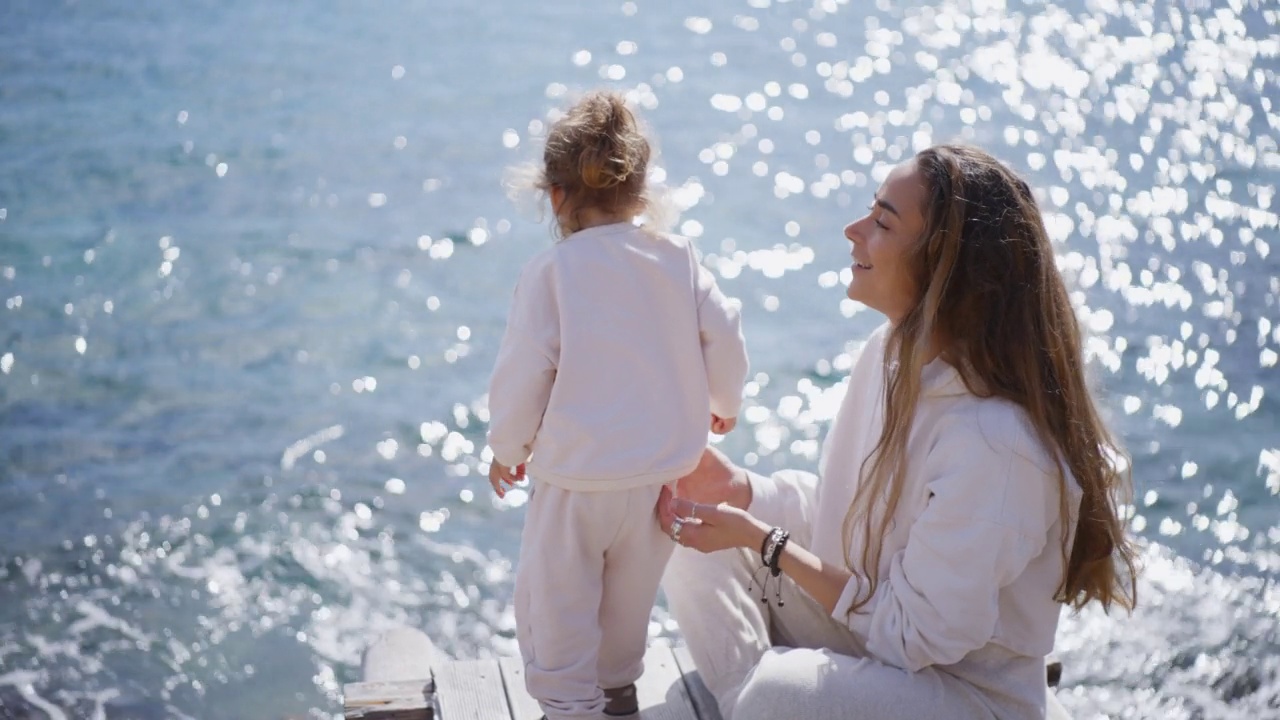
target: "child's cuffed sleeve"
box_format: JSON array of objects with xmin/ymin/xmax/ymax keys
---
[
  {"xmin": 486, "ymin": 259, "xmax": 559, "ymax": 468},
  {"xmin": 695, "ymin": 263, "xmax": 749, "ymax": 419}
]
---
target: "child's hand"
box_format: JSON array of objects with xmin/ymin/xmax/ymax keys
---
[
  {"xmin": 710, "ymin": 414, "xmax": 736, "ymax": 435},
  {"xmin": 488, "ymin": 461, "xmax": 526, "ymax": 498}
]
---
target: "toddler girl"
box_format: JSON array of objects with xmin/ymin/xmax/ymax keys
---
[{"xmin": 486, "ymin": 90, "xmax": 749, "ymax": 719}]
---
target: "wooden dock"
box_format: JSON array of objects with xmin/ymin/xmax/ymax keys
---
[
  {"xmin": 343, "ymin": 626, "xmax": 1067, "ymax": 720},
  {"xmin": 343, "ymin": 627, "xmax": 721, "ymax": 720}
]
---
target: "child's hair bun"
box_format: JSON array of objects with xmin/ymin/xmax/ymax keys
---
[
  {"xmin": 536, "ymin": 89, "xmax": 656, "ymax": 236},
  {"xmin": 578, "ymin": 94, "xmax": 639, "ymax": 190}
]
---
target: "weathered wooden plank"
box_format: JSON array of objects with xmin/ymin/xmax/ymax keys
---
[
  {"xmin": 671, "ymin": 646, "xmax": 721, "ymax": 720},
  {"xmin": 344, "ymin": 680, "xmax": 433, "ymax": 720},
  {"xmin": 345, "ymin": 627, "xmax": 439, "ymax": 719},
  {"xmin": 435, "ymin": 659, "xmax": 512, "ymax": 720},
  {"xmin": 497, "ymin": 656, "xmax": 543, "ymax": 720},
  {"xmin": 350, "ymin": 628, "xmax": 1066, "ymax": 720},
  {"xmin": 495, "ymin": 647, "xmax": 702, "ymax": 720},
  {"xmin": 635, "ymin": 645, "xmax": 699, "ymax": 720}
]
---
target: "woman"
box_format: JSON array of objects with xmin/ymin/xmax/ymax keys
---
[{"xmin": 658, "ymin": 145, "xmax": 1138, "ymax": 720}]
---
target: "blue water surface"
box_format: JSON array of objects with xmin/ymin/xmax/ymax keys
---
[{"xmin": 1, "ymin": 0, "xmax": 1277, "ymax": 717}]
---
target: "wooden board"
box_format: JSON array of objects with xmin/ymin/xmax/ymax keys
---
[
  {"xmin": 634, "ymin": 646, "xmax": 700, "ymax": 720},
  {"xmin": 348, "ymin": 639, "xmax": 717, "ymax": 720},
  {"xmin": 343, "ymin": 679, "xmax": 433, "ymax": 719},
  {"xmin": 671, "ymin": 647, "xmax": 721, "ymax": 720},
  {"xmin": 434, "ymin": 659, "xmax": 511, "ymax": 720},
  {"xmin": 497, "ymin": 656, "xmax": 544, "ymax": 720},
  {"xmin": 350, "ymin": 627, "xmax": 1065, "ymax": 720},
  {"xmin": 493, "ymin": 647, "xmax": 703, "ymax": 720}
]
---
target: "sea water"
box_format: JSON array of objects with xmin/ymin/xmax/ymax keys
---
[{"xmin": 0, "ymin": 0, "xmax": 1276, "ymax": 717}]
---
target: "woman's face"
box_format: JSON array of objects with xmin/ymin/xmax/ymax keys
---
[{"xmin": 843, "ymin": 159, "xmax": 928, "ymax": 324}]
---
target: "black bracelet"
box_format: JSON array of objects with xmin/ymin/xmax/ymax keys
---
[
  {"xmin": 767, "ymin": 530, "xmax": 790, "ymax": 577},
  {"xmin": 759, "ymin": 528, "xmax": 776, "ymax": 567},
  {"xmin": 749, "ymin": 527, "xmax": 790, "ymax": 607},
  {"xmin": 761, "ymin": 527, "xmax": 786, "ymax": 567}
]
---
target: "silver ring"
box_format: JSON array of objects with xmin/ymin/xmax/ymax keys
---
[{"xmin": 670, "ymin": 518, "xmax": 685, "ymax": 543}]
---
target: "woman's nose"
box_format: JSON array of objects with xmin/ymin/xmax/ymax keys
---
[{"xmin": 844, "ymin": 220, "xmax": 860, "ymax": 244}]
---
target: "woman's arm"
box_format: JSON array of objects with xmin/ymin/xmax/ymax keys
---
[
  {"xmin": 668, "ymin": 446, "xmax": 823, "ymax": 527},
  {"xmin": 660, "ymin": 494, "xmax": 854, "ymax": 613},
  {"xmin": 767, "ymin": 522, "xmax": 855, "ymax": 613}
]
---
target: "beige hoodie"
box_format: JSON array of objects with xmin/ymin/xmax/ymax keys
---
[
  {"xmin": 749, "ymin": 323, "xmax": 1080, "ymax": 714},
  {"xmin": 487, "ymin": 222, "xmax": 749, "ymax": 491}
]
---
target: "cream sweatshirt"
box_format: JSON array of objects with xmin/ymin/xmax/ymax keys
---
[
  {"xmin": 487, "ymin": 222, "xmax": 749, "ymax": 491},
  {"xmin": 748, "ymin": 323, "xmax": 1080, "ymax": 710}
]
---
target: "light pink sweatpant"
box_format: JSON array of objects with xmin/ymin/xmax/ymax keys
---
[{"xmin": 514, "ymin": 481, "xmax": 674, "ymax": 720}]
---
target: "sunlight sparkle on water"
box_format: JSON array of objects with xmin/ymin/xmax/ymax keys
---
[{"xmin": 1, "ymin": 1, "xmax": 1277, "ymax": 718}]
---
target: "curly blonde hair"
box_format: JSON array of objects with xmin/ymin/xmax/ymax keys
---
[{"xmin": 538, "ymin": 91, "xmax": 654, "ymax": 236}]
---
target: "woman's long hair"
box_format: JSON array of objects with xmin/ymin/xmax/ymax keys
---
[{"xmin": 843, "ymin": 144, "xmax": 1138, "ymax": 613}]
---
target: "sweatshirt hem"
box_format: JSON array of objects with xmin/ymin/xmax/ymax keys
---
[{"xmin": 529, "ymin": 456, "xmax": 702, "ymax": 492}]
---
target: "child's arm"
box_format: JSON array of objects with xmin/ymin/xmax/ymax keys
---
[
  {"xmin": 487, "ymin": 258, "xmax": 559, "ymax": 489},
  {"xmin": 694, "ymin": 261, "xmax": 749, "ymax": 423}
]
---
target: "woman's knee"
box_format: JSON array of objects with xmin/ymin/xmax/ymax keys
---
[
  {"xmin": 733, "ymin": 648, "xmax": 985, "ymax": 720},
  {"xmin": 733, "ymin": 648, "xmax": 829, "ymax": 720}
]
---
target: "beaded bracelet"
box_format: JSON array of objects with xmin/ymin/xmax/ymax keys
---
[
  {"xmin": 759, "ymin": 529, "xmax": 774, "ymax": 566},
  {"xmin": 750, "ymin": 526, "xmax": 790, "ymax": 606},
  {"xmin": 760, "ymin": 527, "xmax": 784, "ymax": 567},
  {"xmin": 767, "ymin": 530, "xmax": 790, "ymax": 577}
]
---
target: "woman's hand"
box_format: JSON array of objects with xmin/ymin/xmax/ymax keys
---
[
  {"xmin": 658, "ymin": 488, "xmax": 769, "ymax": 554},
  {"xmin": 671, "ymin": 446, "xmax": 753, "ymax": 510},
  {"xmin": 661, "ymin": 486, "xmax": 854, "ymax": 614}
]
